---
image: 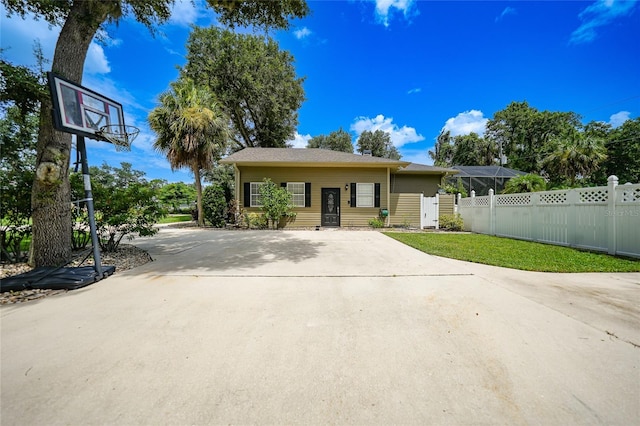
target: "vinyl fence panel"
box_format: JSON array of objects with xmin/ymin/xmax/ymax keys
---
[
  {"xmin": 457, "ymin": 176, "xmax": 639, "ymax": 258},
  {"xmin": 615, "ymin": 183, "xmax": 640, "ymax": 258},
  {"xmin": 495, "ymin": 193, "xmax": 533, "ymax": 240}
]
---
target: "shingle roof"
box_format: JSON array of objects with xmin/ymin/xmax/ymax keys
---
[
  {"xmin": 221, "ymin": 148, "xmax": 410, "ymax": 167},
  {"xmin": 396, "ymin": 162, "xmax": 458, "ymax": 175}
]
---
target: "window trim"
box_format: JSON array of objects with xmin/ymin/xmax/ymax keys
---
[
  {"xmin": 356, "ymin": 183, "xmax": 375, "ymax": 207},
  {"xmin": 250, "ymin": 182, "xmax": 264, "ymax": 207},
  {"xmin": 286, "ymin": 182, "xmax": 306, "ymax": 208}
]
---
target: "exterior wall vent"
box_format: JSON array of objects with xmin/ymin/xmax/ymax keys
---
[{"xmin": 362, "ymin": 150, "xmax": 372, "ymax": 156}]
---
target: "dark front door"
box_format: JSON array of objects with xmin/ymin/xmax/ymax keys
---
[{"xmin": 321, "ymin": 188, "xmax": 340, "ymax": 227}]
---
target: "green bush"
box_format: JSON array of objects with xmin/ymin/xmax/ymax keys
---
[
  {"xmin": 0, "ymin": 106, "xmax": 37, "ymax": 263},
  {"xmin": 70, "ymin": 163, "xmax": 165, "ymax": 252},
  {"xmin": 258, "ymin": 178, "xmax": 296, "ymax": 229},
  {"xmin": 439, "ymin": 214, "xmax": 464, "ymax": 231},
  {"xmin": 368, "ymin": 217, "xmax": 385, "ymax": 228},
  {"xmin": 243, "ymin": 212, "xmax": 268, "ymax": 229},
  {"xmin": 441, "ymin": 177, "xmax": 468, "ymax": 198},
  {"xmin": 0, "ymin": 225, "xmax": 31, "ymax": 263},
  {"xmin": 71, "ymin": 206, "xmax": 91, "ymax": 250},
  {"xmin": 202, "ymin": 184, "xmax": 227, "ymax": 228}
]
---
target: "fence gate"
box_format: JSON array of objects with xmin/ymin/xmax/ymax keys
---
[{"xmin": 421, "ymin": 194, "xmax": 439, "ymax": 229}]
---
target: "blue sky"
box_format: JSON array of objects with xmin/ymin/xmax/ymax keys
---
[{"xmin": 2, "ymin": 0, "xmax": 639, "ymax": 183}]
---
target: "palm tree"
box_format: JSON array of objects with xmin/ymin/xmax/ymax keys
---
[
  {"xmin": 543, "ymin": 133, "xmax": 607, "ymax": 186},
  {"xmin": 148, "ymin": 78, "xmax": 229, "ymax": 226},
  {"xmin": 502, "ymin": 174, "xmax": 546, "ymax": 194}
]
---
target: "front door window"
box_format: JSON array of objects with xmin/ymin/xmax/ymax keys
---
[{"xmin": 321, "ymin": 188, "xmax": 340, "ymax": 226}]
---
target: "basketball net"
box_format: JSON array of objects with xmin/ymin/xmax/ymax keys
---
[{"xmin": 96, "ymin": 124, "xmax": 140, "ymax": 151}]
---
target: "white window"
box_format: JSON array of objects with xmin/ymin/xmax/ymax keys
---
[
  {"xmin": 357, "ymin": 183, "xmax": 374, "ymax": 207},
  {"xmin": 287, "ymin": 182, "xmax": 305, "ymax": 207},
  {"xmin": 250, "ymin": 182, "xmax": 264, "ymax": 207}
]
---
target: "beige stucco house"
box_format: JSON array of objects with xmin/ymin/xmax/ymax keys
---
[{"xmin": 221, "ymin": 148, "xmax": 456, "ymax": 228}]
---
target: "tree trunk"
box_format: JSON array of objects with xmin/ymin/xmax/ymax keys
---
[
  {"xmin": 30, "ymin": 1, "xmax": 115, "ymax": 267},
  {"xmin": 193, "ymin": 166, "xmax": 204, "ymax": 227}
]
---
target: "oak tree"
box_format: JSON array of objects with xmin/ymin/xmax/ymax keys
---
[
  {"xmin": 356, "ymin": 130, "xmax": 401, "ymax": 160},
  {"xmin": 184, "ymin": 27, "xmax": 305, "ymax": 150},
  {"xmin": 1, "ymin": 0, "xmax": 308, "ymax": 266},
  {"xmin": 485, "ymin": 101, "xmax": 581, "ymax": 173},
  {"xmin": 604, "ymin": 118, "xmax": 639, "ymax": 183},
  {"xmin": 307, "ymin": 128, "xmax": 353, "ymax": 153}
]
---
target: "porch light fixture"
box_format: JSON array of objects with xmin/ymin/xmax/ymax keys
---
[{"xmin": 345, "ymin": 184, "xmax": 349, "ymax": 191}]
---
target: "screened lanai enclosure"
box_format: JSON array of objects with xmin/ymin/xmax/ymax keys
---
[{"xmin": 447, "ymin": 166, "xmax": 527, "ymax": 196}]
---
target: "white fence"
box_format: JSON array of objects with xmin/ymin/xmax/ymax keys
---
[{"xmin": 457, "ymin": 176, "xmax": 640, "ymax": 258}]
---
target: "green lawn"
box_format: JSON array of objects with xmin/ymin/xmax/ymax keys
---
[
  {"xmin": 384, "ymin": 232, "xmax": 640, "ymax": 273},
  {"xmin": 158, "ymin": 214, "xmax": 193, "ymax": 224}
]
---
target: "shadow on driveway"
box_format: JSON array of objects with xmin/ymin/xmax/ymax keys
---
[{"xmin": 130, "ymin": 229, "xmax": 326, "ymax": 275}]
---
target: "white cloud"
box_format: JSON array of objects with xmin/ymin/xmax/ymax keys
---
[
  {"xmin": 95, "ymin": 29, "xmax": 123, "ymax": 47},
  {"xmin": 288, "ymin": 132, "xmax": 312, "ymax": 148},
  {"xmin": 165, "ymin": 47, "xmax": 182, "ymax": 56},
  {"xmin": 570, "ymin": 0, "xmax": 638, "ymax": 44},
  {"xmin": 495, "ymin": 7, "xmax": 516, "ymax": 23},
  {"xmin": 169, "ymin": 0, "xmax": 200, "ymax": 26},
  {"xmin": 0, "ymin": 4, "xmax": 59, "ymax": 67},
  {"xmin": 294, "ymin": 27, "xmax": 312, "ymax": 39},
  {"xmin": 104, "ymin": 38, "xmax": 123, "ymax": 48},
  {"xmin": 442, "ymin": 110, "xmax": 488, "ymax": 137},
  {"xmin": 609, "ymin": 110, "xmax": 631, "ymax": 128},
  {"xmin": 407, "ymin": 88, "xmax": 421, "ymax": 95},
  {"xmin": 84, "ymin": 43, "xmax": 111, "ymax": 75},
  {"xmin": 351, "ymin": 114, "xmax": 424, "ymax": 148},
  {"xmin": 373, "ymin": 0, "xmax": 417, "ymax": 27}
]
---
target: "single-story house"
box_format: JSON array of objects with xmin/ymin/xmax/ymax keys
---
[{"xmin": 221, "ymin": 148, "xmax": 457, "ymax": 228}]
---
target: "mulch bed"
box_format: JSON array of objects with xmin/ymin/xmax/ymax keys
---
[{"xmin": 0, "ymin": 245, "xmax": 152, "ymax": 305}]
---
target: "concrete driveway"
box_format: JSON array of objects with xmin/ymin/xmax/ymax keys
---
[{"xmin": 1, "ymin": 229, "xmax": 639, "ymax": 425}]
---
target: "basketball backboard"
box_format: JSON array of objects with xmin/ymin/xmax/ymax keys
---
[{"xmin": 48, "ymin": 72, "xmax": 125, "ymax": 142}]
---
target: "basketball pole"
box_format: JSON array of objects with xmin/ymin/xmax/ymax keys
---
[{"xmin": 77, "ymin": 135, "xmax": 103, "ymax": 277}]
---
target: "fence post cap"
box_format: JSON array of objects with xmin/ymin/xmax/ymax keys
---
[{"xmin": 607, "ymin": 175, "xmax": 618, "ymax": 184}]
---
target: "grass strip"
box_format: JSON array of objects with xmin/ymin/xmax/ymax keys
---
[
  {"xmin": 384, "ymin": 232, "xmax": 640, "ymax": 273},
  {"xmin": 158, "ymin": 214, "xmax": 193, "ymax": 224}
]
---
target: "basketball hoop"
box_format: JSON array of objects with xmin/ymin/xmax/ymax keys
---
[{"xmin": 96, "ymin": 124, "xmax": 140, "ymax": 151}]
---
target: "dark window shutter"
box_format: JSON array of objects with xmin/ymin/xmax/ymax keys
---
[
  {"xmin": 281, "ymin": 182, "xmax": 287, "ymax": 188},
  {"xmin": 374, "ymin": 183, "xmax": 381, "ymax": 207},
  {"xmin": 243, "ymin": 182, "xmax": 250, "ymax": 207},
  {"xmin": 305, "ymin": 182, "xmax": 311, "ymax": 207},
  {"xmin": 350, "ymin": 183, "xmax": 356, "ymax": 207}
]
